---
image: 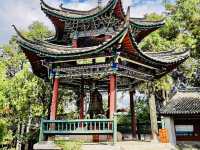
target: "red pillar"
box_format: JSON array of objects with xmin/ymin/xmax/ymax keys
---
[
  {"xmin": 107, "ymin": 82, "xmax": 110, "ymax": 118},
  {"xmin": 79, "ymin": 95, "xmax": 84, "ymax": 119},
  {"xmin": 80, "ymin": 82, "xmax": 84, "ymax": 119},
  {"xmin": 130, "ymin": 90, "xmax": 137, "ymax": 138},
  {"xmin": 50, "ymin": 78, "xmax": 59, "ymax": 120},
  {"xmin": 72, "ymin": 31, "xmax": 78, "ymax": 48},
  {"xmin": 109, "ymin": 74, "xmax": 116, "ymax": 118},
  {"xmin": 79, "ymin": 85, "xmax": 84, "ymax": 119},
  {"xmin": 72, "ymin": 39, "xmax": 78, "ymax": 48}
]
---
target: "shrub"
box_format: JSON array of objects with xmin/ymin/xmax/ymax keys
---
[{"xmin": 56, "ymin": 140, "xmax": 83, "ymax": 150}]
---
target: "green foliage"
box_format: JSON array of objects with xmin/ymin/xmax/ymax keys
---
[
  {"xmin": 25, "ymin": 21, "xmax": 53, "ymax": 40},
  {"xmin": 155, "ymin": 75, "xmax": 173, "ymax": 91},
  {"xmin": 140, "ymin": 0, "xmax": 200, "ymax": 89},
  {"xmin": 56, "ymin": 140, "xmax": 83, "ymax": 150},
  {"xmin": 171, "ymin": 0, "xmax": 200, "ymax": 58},
  {"xmin": 140, "ymin": 31, "xmax": 173, "ymax": 52},
  {"xmin": 135, "ymin": 98, "xmax": 151, "ymax": 134},
  {"xmin": 8, "ymin": 65, "xmax": 45, "ymax": 120},
  {"xmin": 117, "ymin": 114, "xmax": 131, "ymax": 126},
  {"xmin": 165, "ymin": 3, "xmax": 176, "ymax": 13},
  {"xmin": 0, "ymin": 119, "xmax": 7, "ymax": 142},
  {"xmin": 1, "ymin": 41, "xmax": 26, "ymax": 77},
  {"xmin": 141, "ymin": 0, "xmax": 200, "ymax": 54},
  {"xmin": 159, "ymin": 18, "xmax": 180, "ymax": 40},
  {"xmin": 136, "ymin": 99, "xmax": 149, "ymax": 124},
  {"xmin": 0, "ymin": 21, "xmax": 77, "ymax": 146},
  {"xmin": 145, "ymin": 13, "xmax": 164, "ymax": 21},
  {"xmin": 0, "ymin": 63, "xmax": 7, "ymax": 112}
]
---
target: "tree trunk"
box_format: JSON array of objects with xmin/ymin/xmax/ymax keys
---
[
  {"xmin": 149, "ymin": 93, "xmax": 158, "ymax": 141},
  {"xmin": 21, "ymin": 124, "xmax": 25, "ymax": 149},
  {"xmin": 16, "ymin": 123, "xmax": 25, "ymax": 150},
  {"xmin": 130, "ymin": 90, "xmax": 137, "ymax": 139},
  {"xmin": 25, "ymin": 113, "xmax": 32, "ymax": 150},
  {"xmin": 16, "ymin": 123, "xmax": 21, "ymax": 150}
]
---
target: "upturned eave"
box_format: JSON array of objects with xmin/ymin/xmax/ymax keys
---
[
  {"xmin": 13, "ymin": 25, "xmax": 129, "ymax": 59},
  {"xmin": 126, "ymin": 29, "xmax": 190, "ymax": 66},
  {"xmin": 40, "ymin": 0, "xmax": 117, "ymax": 20},
  {"xmin": 130, "ymin": 18, "xmax": 165, "ymax": 43}
]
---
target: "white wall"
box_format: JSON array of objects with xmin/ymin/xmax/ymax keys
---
[{"xmin": 163, "ymin": 116, "xmax": 176, "ymax": 145}]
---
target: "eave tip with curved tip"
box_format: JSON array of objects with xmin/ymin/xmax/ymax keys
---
[{"xmin": 12, "ymin": 24, "xmax": 19, "ymax": 35}]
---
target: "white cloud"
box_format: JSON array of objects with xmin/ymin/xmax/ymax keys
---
[
  {"xmin": 62, "ymin": 0, "xmax": 99, "ymax": 10},
  {"xmin": 0, "ymin": 0, "xmax": 52, "ymax": 44},
  {"xmin": 0, "ymin": 0, "xmax": 165, "ymax": 44},
  {"xmin": 131, "ymin": 0, "xmax": 165, "ymax": 17}
]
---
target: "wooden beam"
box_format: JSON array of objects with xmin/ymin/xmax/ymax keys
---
[{"xmin": 118, "ymin": 56, "xmax": 158, "ymax": 70}]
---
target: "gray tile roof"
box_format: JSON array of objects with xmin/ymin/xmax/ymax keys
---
[{"xmin": 160, "ymin": 88, "xmax": 200, "ymax": 115}]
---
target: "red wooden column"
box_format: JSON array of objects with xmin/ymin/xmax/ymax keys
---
[
  {"xmin": 79, "ymin": 81, "xmax": 84, "ymax": 119},
  {"xmin": 109, "ymin": 74, "xmax": 117, "ymax": 118},
  {"xmin": 130, "ymin": 90, "xmax": 137, "ymax": 138},
  {"xmin": 79, "ymin": 95, "xmax": 84, "ymax": 119},
  {"xmin": 72, "ymin": 32, "xmax": 78, "ymax": 48},
  {"xmin": 107, "ymin": 82, "xmax": 110, "ymax": 118},
  {"xmin": 72, "ymin": 39, "xmax": 78, "ymax": 48},
  {"xmin": 50, "ymin": 78, "xmax": 59, "ymax": 120}
]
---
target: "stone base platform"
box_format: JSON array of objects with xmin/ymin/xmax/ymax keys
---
[
  {"xmin": 33, "ymin": 141, "xmax": 62, "ymax": 150},
  {"xmin": 54, "ymin": 132, "xmax": 122, "ymax": 143}
]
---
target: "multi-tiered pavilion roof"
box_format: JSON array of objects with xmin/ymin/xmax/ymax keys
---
[{"xmin": 13, "ymin": 0, "xmax": 189, "ymax": 91}]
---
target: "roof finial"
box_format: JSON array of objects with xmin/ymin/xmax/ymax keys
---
[
  {"xmin": 98, "ymin": 0, "xmax": 102, "ymax": 8},
  {"xmin": 125, "ymin": 6, "xmax": 130, "ymax": 26}
]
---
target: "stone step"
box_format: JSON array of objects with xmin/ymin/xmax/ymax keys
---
[{"xmin": 33, "ymin": 141, "xmax": 62, "ymax": 150}]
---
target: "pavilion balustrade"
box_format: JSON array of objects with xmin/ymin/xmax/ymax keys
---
[{"xmin": 39, "ymin": 116, "xmax": 117, "ymax": 144}]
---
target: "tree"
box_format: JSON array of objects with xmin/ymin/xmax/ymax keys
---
[
  {"xmin": 25, "ymin": 21, "xmax": 53, "ymax": 40},
  {"xmin": 0, "ymin": 21, "xmax": 77, "ymax": 149},
  {"xmin": 141, "ymin": 0, "xmax": 200, "ymax": 89}
]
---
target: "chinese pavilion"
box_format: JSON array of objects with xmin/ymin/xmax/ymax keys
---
[{"xmin": 13, "ymin": 0, "xmax": 189, "ymax": 143}]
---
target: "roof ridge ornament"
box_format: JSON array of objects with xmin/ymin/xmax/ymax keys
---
[
  {"xmin": 125, "ymin": 6, "xmax": 131, "ymax": 27},
  {"xmin": 98, "ymin": 0, "xmax": 102, "ymax": 8}
]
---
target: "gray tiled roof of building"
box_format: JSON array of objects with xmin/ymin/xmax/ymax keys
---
[{"xmin": 160, "ymin": 88, "xmax": 200, "ymax": 115}]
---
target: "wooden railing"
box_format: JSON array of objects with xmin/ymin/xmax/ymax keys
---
[{"xmin": 39, "ymin": 116, "xmax": 117, "ymax": 144}]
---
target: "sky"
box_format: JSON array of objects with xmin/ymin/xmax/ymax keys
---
[{"xmin": 0, "ymin": 0, "xmax": 167, "ymax": 45}]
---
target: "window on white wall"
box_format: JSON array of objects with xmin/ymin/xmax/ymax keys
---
[{"xmin": 175, "ymin": 125, "xmax": 194, "ymax": 136}]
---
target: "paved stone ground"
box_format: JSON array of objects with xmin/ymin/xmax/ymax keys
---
[
  {"xmin": 177, "ymin": 141, "xmax": 200, "ymax": 150},
  {"xmin": 82, "ymin": 141, "xmax": 177, "ymax": 150},
  {"xmin": 82, "ymin": 144, "xmax": 121, "ymax": 150},
  {"xmin": 118, "ymin": 141, "xmax": 176, "ymax": 150}
]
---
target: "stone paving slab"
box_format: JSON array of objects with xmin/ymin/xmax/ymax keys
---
[
  {"xmin": 82, "ymin": 144, "xmax": 121, "ymax": 150},
  {"xmin": 82, "ymin": 141, "xmax": 177, "ymax": 150},
  {"xmin": 118, "ymin": 141, "xmax": 176, "ymax": 150}
]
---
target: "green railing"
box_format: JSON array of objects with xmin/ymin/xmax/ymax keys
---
[{"xmin": 39, "ymin": 116, "xmax": 117, "ymax": 144}]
